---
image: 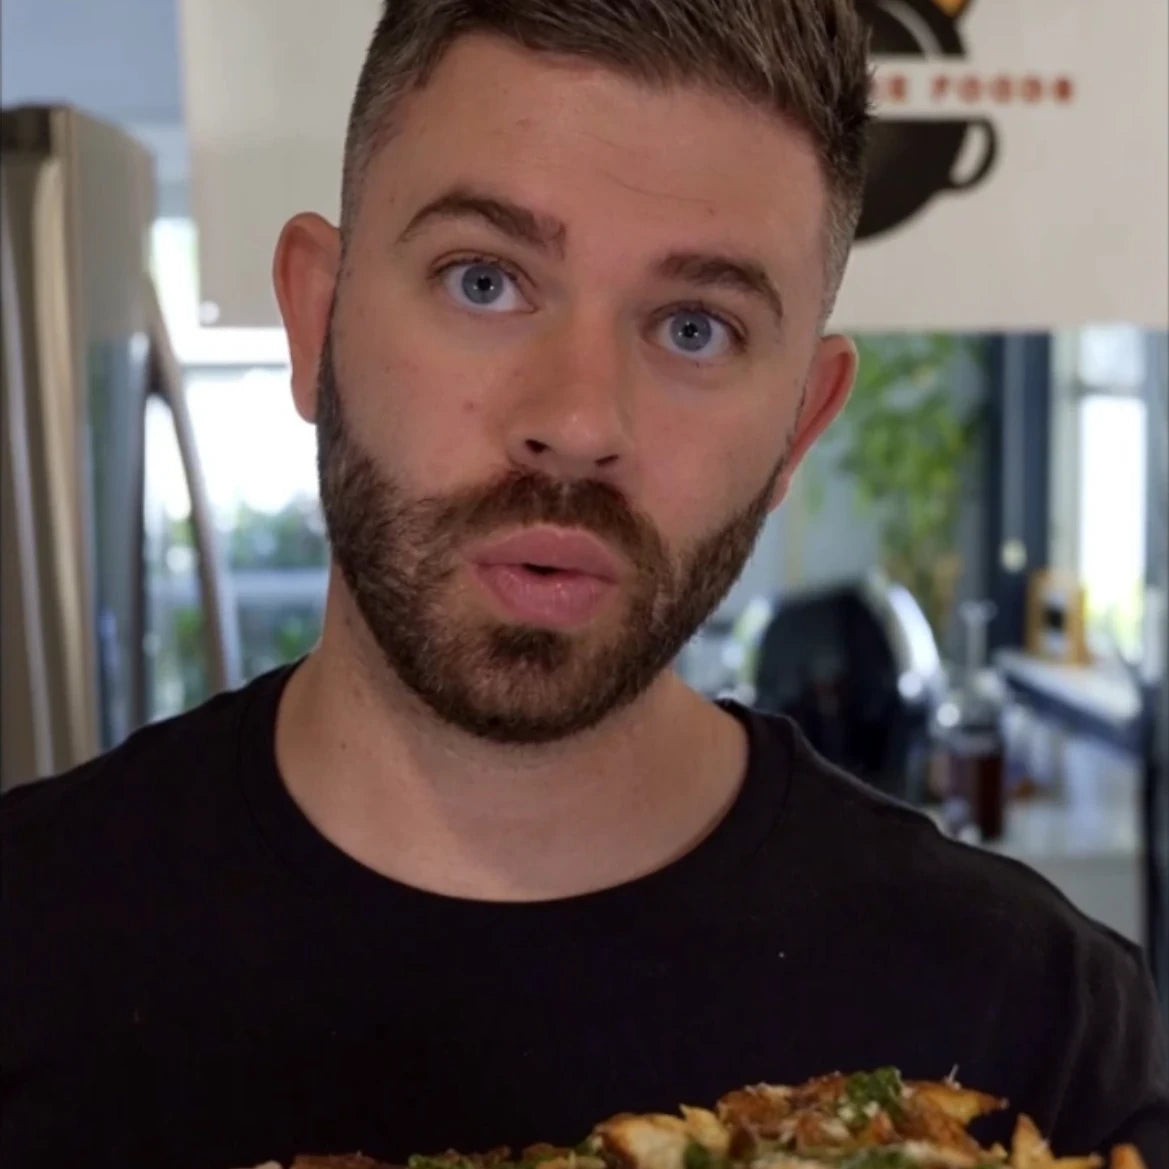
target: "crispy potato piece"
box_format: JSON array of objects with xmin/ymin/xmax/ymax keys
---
[
  {"xmin": 906, "ymin": 1082, "xmax": 1006, "ymax": 1125},
  {"xmin": 1109, "ymin": 1147, "xmax": 1148, "ymax": 1169},
  {"xmin": 596, "ymin": 1113, "xmax": 694, "ymax": 1169},
  {"xmin": 1010, "ymin": 1115, "xmax": 1103, "ymax": 1169},
  {"xmin": 788, "ymin": 1075, "xmax": 850, "ymax": 1111},
  {"xmin": 851, "ymin": 1110, "xmax": 901, "ymax": 1147},
  {"xmin": 290, "ymin": 1157, "xmax": 400, "ymax": 1169},
  {"xmin": 518, "ymin": 1145, "xmax": 598, "ymax": 1169},
  {"xmin": 717, "ymin": 1085, "xmax": 795, "ymax": 1131},
  {"xmin": 515, "ymin": 1154, "xmax": 607, "ymax": 1169},
  {"xmin": 719, "ymin": 1075, "xmax": 857, "ymax": 1125},
  {"xmin": 680, "ymin": 1106, "xmax": 732, "ymax": 1156},
  {"xmin": 898, "ymin": 1101, "xmax": 984, "ymax": 1155},
  {"xmin": 1012, "ymin": 1115, "xmax": 1059, "ymax": 1169},
  {"xmin": 790, "ymin": 1110, "xmax": 852, "ymax": 1149},
  {"xmin": 598, "ymin": 1104, "xmax": 732, "ymax": 1169},
  {"xmin": 1048, "ymin": 1155, "xmax": 1104, "ymax": 1168},
  {"xmin": 751, "ymin": 1157, "xmax": 845, "ymax": 1169},
  {"xmin": 898, "ymin": 1140, "xmax": 986, "ymax": 1169}
]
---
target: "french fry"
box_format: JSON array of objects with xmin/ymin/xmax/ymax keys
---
[
  {"xmin": 906, "ymin": 1081, "xmax": 1005, "ymax": 1125},
  {"xmin": 1010, "ymin": 1116, "xmax": 1103, "ymax": 1169},
  {"xmin": 1109, "ymin": 1147, "xmax": 1148, "ymax": 1169}
]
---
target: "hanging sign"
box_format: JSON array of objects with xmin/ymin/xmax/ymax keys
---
[
  {"xmin": 833, "ymin": 0, "xmax": 1169, "ymax": 330},
  {"xmin": 180, "ymin": 0, "xmax": 1168, "ymax": 330}
]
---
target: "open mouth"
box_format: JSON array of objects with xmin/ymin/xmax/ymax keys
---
[
  {"xmin": 471, "ymin": 561, "xmax": 616, "ymax": 628},
  {"xmin": 466, "ymin": 526, "xmax": 625, "ymax": 629}
]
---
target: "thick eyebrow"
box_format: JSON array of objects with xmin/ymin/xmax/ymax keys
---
[
  {"xmin": 398, "ymin": 186, "xmax": 784, "ymax": 329},
  {"xmin": 653, "ymin": 252, "xmax": 785, "ymax": 332},
  {"xmin": 397, "ymin": 185, "xmax": 568, "ymax": 258}
]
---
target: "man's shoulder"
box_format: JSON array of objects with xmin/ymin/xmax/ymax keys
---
[
  {"xmin": 0, "ymin": 668, "xmax": 283, "ymax": 867},
  {"xmin": 738, "ymin": 703, "xmax": 1148, "ymax": 973}
]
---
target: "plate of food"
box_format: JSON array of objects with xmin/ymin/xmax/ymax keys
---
[{"xmin": 242, "ymin": 1066, "xmax": 1146, "ymax": 1169}]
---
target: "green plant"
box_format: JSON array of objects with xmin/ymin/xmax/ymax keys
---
[
  {"xmin": 227, "ymin": 498, "xmax": 329, "ymax": 570},
  {"xmin": 153, "ymin": 498, "xmax": 327, "ymax": 701},
  {"xmin": 805, "ymin": 334, "xmax": 985, "ymax": 641}
]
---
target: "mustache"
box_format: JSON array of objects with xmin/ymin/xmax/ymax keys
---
[{"xmin": 418, "ymin": 467, "xmax": 669, "ymax": 572}]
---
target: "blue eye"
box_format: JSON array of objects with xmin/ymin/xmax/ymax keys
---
[
  {"xmin": 658, "ymin": 308, "xmax": 736, "ymax": 359},
  {"xmin": 442, "ymin": 260, "xmax": 526, "ymax": 312}
]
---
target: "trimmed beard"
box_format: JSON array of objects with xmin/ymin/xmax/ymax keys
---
[{"xmin": 316, "ymin": 322, "xmax": 790, "ymax": 744}]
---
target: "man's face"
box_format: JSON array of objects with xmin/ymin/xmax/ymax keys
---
[{"xmin": 287, "ymin": 34, "xmax": 854, "ymax": 743}]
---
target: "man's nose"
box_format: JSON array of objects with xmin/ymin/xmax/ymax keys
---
[{"xmin": 503, "ymin": 316, "xmax": 636, "ymax": 481}]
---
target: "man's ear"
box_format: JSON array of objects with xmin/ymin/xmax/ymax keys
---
[
  {"xmin": 272, "ymin": 213, "xmax": 341, "ymax": 424},
  {"xmin": 768, "ymin": 333, "xmax": 857, "ymax": 510}
]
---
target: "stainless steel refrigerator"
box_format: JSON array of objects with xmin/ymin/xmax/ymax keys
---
[{"xmin": 1, "ymin": 105, "xmax": 239, "ymax": 792}]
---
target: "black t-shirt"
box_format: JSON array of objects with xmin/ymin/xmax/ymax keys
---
[{"xmin": 2, "ymin": 665, "xmax": 1167, "ymax": 1169}]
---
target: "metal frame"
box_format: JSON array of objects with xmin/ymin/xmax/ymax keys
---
[{"xmin": 984, "ymin": 334, "xmax": 1052, "ymax": 653}]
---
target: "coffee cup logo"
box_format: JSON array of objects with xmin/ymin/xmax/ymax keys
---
[{"xmin": 856, "ymin": 0, "xmax": 999, "ymax": 241}]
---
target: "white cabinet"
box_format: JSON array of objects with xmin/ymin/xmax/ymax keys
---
[{"xmin": 177, "ymin": 0, "xmax": 379, "ymax": 326}]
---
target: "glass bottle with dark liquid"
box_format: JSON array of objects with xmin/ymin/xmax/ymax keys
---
[{"xmin": 935, "ymin": 601, "xmax": 1006, "ymax": 841}]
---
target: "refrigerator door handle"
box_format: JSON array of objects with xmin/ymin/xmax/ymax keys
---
[
  {"xmin": 0, "ymin": 172, "xmax": 55, "ymax": 776},
  {"xmin": 143, "ymin": 279, "xmax": 241, "ymax": 695}
]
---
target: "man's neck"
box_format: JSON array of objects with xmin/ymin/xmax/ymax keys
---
[{"xmin": 273, "ymin": 594, "xmax": 748, "ymax": 902}]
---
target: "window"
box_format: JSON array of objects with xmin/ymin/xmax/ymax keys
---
[
  {"xmin": 1052, "ymin": 326, "xmax": 1151, "ymax": 663},
  {"xmin": 147, "ymin": 218, "xmax": 325, "ymax": 716},
  {"xmin": 1077, "ymin": 392, "xmax": 1147, "ymax": 659}
]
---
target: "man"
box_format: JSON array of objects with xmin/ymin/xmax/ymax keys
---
[{"xmin": 2, "ymin": 2, "xmax": 1166, "ymax": 1168}]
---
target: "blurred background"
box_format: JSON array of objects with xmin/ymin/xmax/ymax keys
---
[{"xmin": 2, "ymin": 0, "xmax": 1166, "ymax": 1024}]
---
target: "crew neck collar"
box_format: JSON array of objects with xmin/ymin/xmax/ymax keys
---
[{"xmin": 236, "ymin": 663, "xmax": 792, "ymax": 917}]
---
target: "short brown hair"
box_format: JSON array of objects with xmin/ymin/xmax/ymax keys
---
[{"xmin": 342, "ymin": 0, "xmax": 871, "ymax": 312}]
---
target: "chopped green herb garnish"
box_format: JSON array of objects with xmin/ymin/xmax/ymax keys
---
[
  {"xmin": 836, "ymin": 1149, "xmax": 916, "ymax": 1169},
  {"xmin": 684, "ymin": 1142, "xmax": 716, "ymax": 1169},
  {"xmin": 844, "ymin": 1067, "xmax": 906, "ymax": 1119}
]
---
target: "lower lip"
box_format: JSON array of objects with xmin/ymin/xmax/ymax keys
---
[{"xmin": 471, "ymin": 564, "xmax": 616, "ymax": 629}]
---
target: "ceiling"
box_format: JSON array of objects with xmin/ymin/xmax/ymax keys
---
[
  {"xmin": 2, "ymin": 0, "xmax": 189, "ymax": 208},
  {"xmin": 1, "ymin": 0, "xmax": 183, "ymax": 124}
]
